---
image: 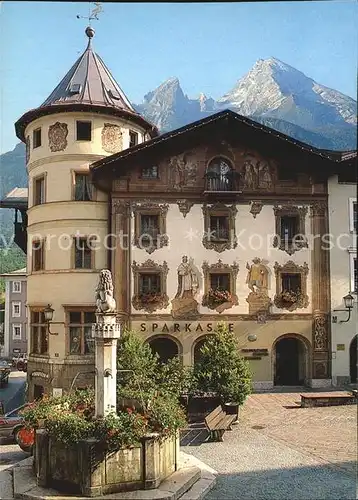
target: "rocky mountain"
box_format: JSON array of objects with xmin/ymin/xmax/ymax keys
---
[
  {"xmin": 136, "ymin": 57, "xmax": 357, "ymax": 150},
  {"xmin": 1, "ymin": 56, "xmax": 356, "ymax": 214}
]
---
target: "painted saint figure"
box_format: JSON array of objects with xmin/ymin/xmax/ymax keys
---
[
  {"xmin": 246, "ymin": 258, "xmax": 269, "ymax": 294},
  {"xmin": 175, "ymin": 256, "xmax": 199, "ymax": 299}
]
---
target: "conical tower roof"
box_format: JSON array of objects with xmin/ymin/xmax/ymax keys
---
[{"xmin": 15, "ymin": 27, "xmax": 157, "ymax": 141}]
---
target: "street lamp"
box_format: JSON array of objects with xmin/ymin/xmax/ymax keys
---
[
  {"xmin": 332, "ymin": 293, "xmax": 354, "ymax": 323},
  {"xmin": 43, "ymin": 304, "xmax": 56, "ymax": 335}
]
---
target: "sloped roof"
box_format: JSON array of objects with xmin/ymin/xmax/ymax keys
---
[
  {"xmin": 15, "ymin": 27, "xmax": 157, "ymax": 141},
  {"xmin": 0, "ymin": 267, "xmax": 27, "ymax": 278},
  {"xmin": 0, "ymin": 187, "xmax": 28, "ymax": 209}
]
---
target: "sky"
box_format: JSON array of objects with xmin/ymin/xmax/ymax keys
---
[{"xmin": 0, "ymin": 1, "xmax": 357, "ymax": 154}]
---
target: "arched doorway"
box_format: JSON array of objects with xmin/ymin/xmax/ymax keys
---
[
  {"xmin": 349, "ymin": 335, "xmax": 357, "ymax": 383},
  {"xmin": 193, "ymin": 335, "xmax": 215, "ymax": 365},
  {"xmin": 274, "ymin": 335, "xmax": 308, "ymax": 386},
  {"xmin": 148, "ymin": 336, "xmax": 179, "ymax": 363}
]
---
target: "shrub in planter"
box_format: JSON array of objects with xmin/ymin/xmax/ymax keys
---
[{"xmin": 193, "ymin": 322, "xmax": 252, "ymax": 408}]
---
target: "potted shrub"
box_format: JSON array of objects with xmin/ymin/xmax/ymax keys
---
[{"xmin": 193, "ymin": 322, "xmax": 252, "ymax": 421}]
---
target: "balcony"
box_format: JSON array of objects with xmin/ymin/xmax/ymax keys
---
[{"xmin": 203, "ymin": 172, "xmax": 241, "ymax": 198}]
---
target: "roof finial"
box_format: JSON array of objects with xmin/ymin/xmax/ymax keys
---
[
  {"xmin": 77, "ymin": 2, "xmax": 103, "ymax": 40},
  {"xmin": 85, "ymin": 26, "xmax": 95, "ymax": 40}
]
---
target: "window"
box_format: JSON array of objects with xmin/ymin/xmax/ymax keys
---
[
  {"xmin": 12, "ymin": 302, "xmax": 21, "ymax": 318},
  {"xmin": 67, "ymin": 310, "xmax": 95, "ymax": 354},
  {"xmin": 76, "ymin": 121, "xmax": 92, "ymax": 141},
  {"xmin": 30, "ymin": 311, "xmax": 48, "ymax": 354},
  {"xmin": 210, "ymin": 216, "xmax": 229, "ymax": 241},
  {"xmin": 349, "ymin": 199, "xmax": 357, "ymax": 233},
  {"xmin": 12, "ymin": 281, "xmax": 21, "ymax": 293},
  {"xmin": 273, "ymin": 205, "xmax": 308, "ymax": 255},
  {"xmin": 273, "ymin": 261, "xmax": 309, "ymax": 311},
  {"xmin": 141, "ymin": 166, "xmax": 158, "ymax": 179},
  {"xmin": 280, "ymin": 216, "xmax": 299, "ymax": 242},
  {"xmin": 133, "ymin": 202, "xmax": 169, "ymax": 254},
  {"xmin": 132, "ymin": 259, "xmax": 169, "ymax": 313},
  {"xmin": 74, "ymin": 237, "xmax": 93, "ymax": 269},
  {"xmin": 129, "ymin": 131, "xmax": 138, "ymax": 148},
  {"xmin": 139, "ymin": 273, "xmax": 161, "ymax": 296},
  {"xmin": 33, "ymin": 128, "xmax": 41, "ymax": 148},
  {"xmin": 202, "ymin": 203, "xmax": 237, "ymax": 252},
  {"xmin": 140, "ymin": 214, "xmax": 159, "ymax": 246},
  {"xmin": 350, "ymin": 252, "xmax": 358, "ymax": 294},
  {"xmin": 33, "ymin": 175, "xmax": 45, "ymax": 206},
  {"xmin": 281, "ymin": 273, "xmax": 301, "ymax": 293},
  {"xmin": 32, "ymin": 239, "xmax": 45, "ymax": 271},
  {"xmin": 205, "ymin": 157, "xmax": 235, "ymax": 192},
  {"xmin": 74, "ymin": 173, "xmax": 93, "ymax": 201},
  {"xmin": 12, "ymin": 324, "xmax": 21, "ymax": 340},
  {"xmin": 202, "ymin": 260, "xmax": 239, "ymax": 311},
  {"xmin": 210, "ymin": 273, "xmax": 230, "ymax": 291}
]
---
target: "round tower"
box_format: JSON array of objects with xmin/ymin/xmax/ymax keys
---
[{"xmin": 15, "ymin": 28, "xmax": 157, "ymax": 399}]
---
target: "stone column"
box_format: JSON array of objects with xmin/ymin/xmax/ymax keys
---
[
  {"xmin": 92, "ymin": 313, "xmax": 121, "ymax": 416},
  {"xmin": 112, "ymin": 200, "xmax": 130, "ymax": 325},
  {"xmin": 310, "ymin": 201, "xmax": 331, "ymax": 386}
]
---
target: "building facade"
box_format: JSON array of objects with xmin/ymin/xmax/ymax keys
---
[
  {"xmin": 0, "ymin": 268, "xmax": 27, "ymax": 358},
  {"xmin": 328, "ymin": 159, "xmax": 357, "ymax": 386},
  {"xmin": 2, "ymin": 28, "xmax": 357, "ymax": 398},
  {"xmin": 90, "ymin": 110, "xmax": 351, "ymax": 391}
]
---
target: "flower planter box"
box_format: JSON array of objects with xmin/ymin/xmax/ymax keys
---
[
  {"xmin": 224, "ymin": 402, "xmax": 240, "ymax": 422},
  {"xmin": 34, "ymin": 429, "xmax": 179, "ymax": 497},
  {"xmin": 187, "ymin": 395, "xmax": 222, "ymax": 423}
]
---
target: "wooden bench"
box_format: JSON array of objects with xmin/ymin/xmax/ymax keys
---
[{"xmin": 204, "ymin": 405, "xmax": 236, "ymax": 442}]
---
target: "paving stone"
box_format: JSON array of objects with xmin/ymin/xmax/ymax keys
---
[
  {"xmin": 182, "ymin": 392, "xmax": 357, "ymax": 500},
  {"xmin": 0, "ymin": 469, "xmax": 14, "ymax": 499}
]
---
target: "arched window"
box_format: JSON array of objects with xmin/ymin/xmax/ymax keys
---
[
  {"xmin": 205, "ymin": 157, "xmax": 235, "ymax": 192},
  {"xmin": 148, "ymin": 336, "xmax": 179, "ymax": 363}
]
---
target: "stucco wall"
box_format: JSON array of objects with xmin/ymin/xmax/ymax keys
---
[
  {"xmin": 130, "ymin": 202, "xmax": 313, "ymax": 316},
  {"xmin": 328, "ymin": 175, "xmax": 357, "ymax": 385}
]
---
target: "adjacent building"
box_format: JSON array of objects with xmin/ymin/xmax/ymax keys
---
[
  {"xmin": 328, "ymin": 154, "xmax": 357, "ymax": 385},
  {"xmin": 1, "ymin": 27, "xmax": 357, "ymax": 398},
  {"xmin": 0, "ymin": 268, "xmax": 27, "ymax": 358}
]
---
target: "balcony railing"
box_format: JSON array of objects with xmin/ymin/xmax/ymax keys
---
[{"xmin": 204, "ymin": 172, "xmax": 241, "ymax": 193}]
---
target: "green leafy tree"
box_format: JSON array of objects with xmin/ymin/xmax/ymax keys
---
[
  {"xmin": 116, "ymin": 329, "xmax": 159, "ymax": 403},
  {"xmin": 156, "ymin": 356, "xmax": 195, "ymax": 398},
  {"xmin": 193, "ymin": 322, "xmax": 252, "ymax": 405}
]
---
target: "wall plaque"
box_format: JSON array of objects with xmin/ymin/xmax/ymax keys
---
[{"xmin": 336, "ymin": 344, "xmax": 345, "ymax": 351}]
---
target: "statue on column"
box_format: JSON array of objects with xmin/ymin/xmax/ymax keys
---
[{"xmin": 95, "ymin": 269, "xmax": 117, "ymax": 313}]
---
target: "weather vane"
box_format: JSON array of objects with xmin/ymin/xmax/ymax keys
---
[{"xmin": 77, "ymin": 2, "xmax": 103, "ymax": 26}]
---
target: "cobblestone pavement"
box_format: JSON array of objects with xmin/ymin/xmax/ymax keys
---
[{"xmin": 182, "ymin": 392, "xmax": 357, "ymax": 499}]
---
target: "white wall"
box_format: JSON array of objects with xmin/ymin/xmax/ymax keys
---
[
  {"xmin": 130, "ymin": 202, "xmax": 313, "ymax": 315},
  {"xmin": 328, "ymin": 174, "xmax": 357, "ymax": 385}
]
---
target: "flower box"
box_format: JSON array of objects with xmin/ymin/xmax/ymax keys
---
[{"xmin": 34, "ymin": 429, "xmax": 179, "ymax": 497}]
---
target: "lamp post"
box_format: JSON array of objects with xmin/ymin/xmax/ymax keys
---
[{"xmin": 332, "ymin": 293, "xmax": 354, "ymax": 323}]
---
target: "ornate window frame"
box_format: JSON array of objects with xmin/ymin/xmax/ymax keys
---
[
  {"xmin": 273, "ymin": 205, "xmax": 308, "ymax": 255},
  {"xmin": 132, "ymin": 259, "xmax": 169, "ymax": 313},
  {"xmin": 273, "ymin": 260, "xmax": 309, "ymax": 311},
  {"xmin": 202, "ymin": 203, "xmax": 237, "ymax": 252},
  {"xmin": 132, "ymin": 201, "xmax": 169, "ymax": 254},
  {"xmin": 202, "ymin": 260, "xmax": 239, "ymax": 312}
]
